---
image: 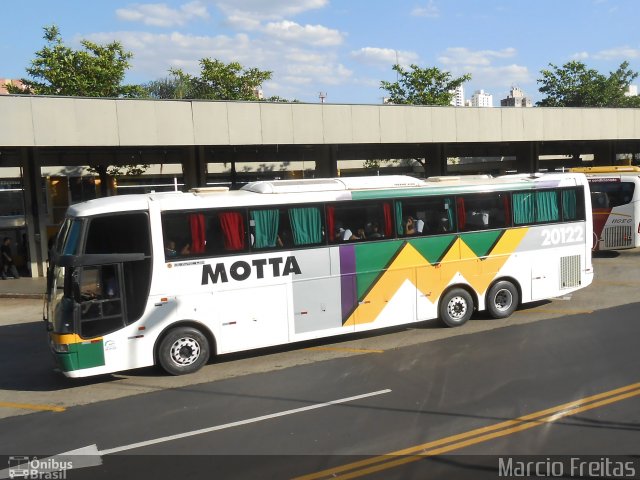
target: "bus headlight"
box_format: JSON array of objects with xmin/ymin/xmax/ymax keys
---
[{"xmin": 52, "ymin": 343, "xmax": 70, "ymax": 353}]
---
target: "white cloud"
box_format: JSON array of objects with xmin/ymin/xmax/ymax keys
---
[
  {"xmin": 571, "ymin": 51, "xmax": 590, "ymax": 60},
  {"xmin": 473, "ymin": 64, "xmax": 532, "ymax": 89},
  {"xmin": 438, "ymin": 47, "xmax": 517, "ymax": 66},
  {"xmin": 594, "ymin": 46, "xmax": 640, "ymax": 60},
  {"xmin": 350, "ymin": 47, "xmax": 419, "ymax": 67},
  {"xmin": 263, "ymin": 21, "xmax": 344, "ymax": 46},
  {"xmin": 412, "ymin": 0, "xmax": 440, "ymax": 18},
  {"xmin": 85, "ymin": 29, "xmax": 352, "ymax": 99},
  {"xmin": 214, "ymin": 0, "xmax": 328, "ymax": 26},
  {"xmin": 116, "ymin": 1, "xmax": 209, "ymax": 27}
]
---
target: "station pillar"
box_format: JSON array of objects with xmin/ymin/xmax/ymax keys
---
[
  {"xmin": 423, "ymin": 143, "xmax": 446, "ymax": 177},
  {"xmin": 21, "ymin": 148, "xmax": 48, "ymax": 277},
  {"xmin": 183, "ymin": 147, "xmax": 207, "ymax": 190}
]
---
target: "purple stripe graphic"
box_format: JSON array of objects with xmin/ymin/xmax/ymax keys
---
[{"xmin": 339, "ymin": 245, "xmax": 357, "ymax": 323}]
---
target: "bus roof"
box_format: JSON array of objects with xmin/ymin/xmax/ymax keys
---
[{"xmin": 65, "ymin": 173, "xmax": 586, "ymax": 217}]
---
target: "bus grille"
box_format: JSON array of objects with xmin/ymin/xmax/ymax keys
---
[
  {"xmin": 602, "ymin": 225, "xmax": 633, "ymax": 249},
  {"xmin": 560, "ymin": 255, "xmax": 581, "ymax": 289}
]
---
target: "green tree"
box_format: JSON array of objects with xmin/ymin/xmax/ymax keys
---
[
  {"xmin": 9, "ymin": 25, "xmax": 149, "ymax": 195},
  {"xmin": 380, "ymin": 64, "xmax": 471, "ymax": 175},
  {"xmin": 141, "ymin": 74, "xmax": 193, "ymax": 99},
  {"xmin": 145, "ymin": 59, "xmax": 272, "ymax": 100},
  {"xmin": 8, "ymin": 25, "xmax": 144, "ymax": 97},
  {"xmin": 380, "ymin": 64, "xmax": 471, "ymax": 105},
  {"xmin": 537, "ymin": 60, "xmax": 640, "ymax": 107}
]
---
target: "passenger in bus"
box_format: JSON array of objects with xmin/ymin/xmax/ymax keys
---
[
  {"xmin": 165, "ymin": 240, "xmax": 178, "ymax": 257},
  {"xmin": 367, "ymin": 222, "xmax": 383, "ymax": 239},
  {"xmin": 405, "ymin": 216, "xmax": 417, "ymax": 235},
  {"xmin": 165, "ymin": 239, "xmax": 190, "ymax": 257}
]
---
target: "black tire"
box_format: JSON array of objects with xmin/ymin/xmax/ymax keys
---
[
  {"xmin": 158, "ymin": 327, "xmax": 210, "ymax": 375},
  {"xmin": 486, "ymin": 280, "xmax": 519, "ymax": 319},
  {"xmin": 439, "ymin": 288, "xmax": 473, "ymax": 327}
]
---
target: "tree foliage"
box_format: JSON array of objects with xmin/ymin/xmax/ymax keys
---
[
  {"xmin": 143, "ymin": 59, "xmax": 272, "ymax": 100},
  {"xmin": 537, "ymin": 61, "xmax": 640, "ymax": 107},
  {"xmin": 379, "ymin": 64, "xmax": 471, "ymax": 176},
  {"xmin": 380, "ymin": 64, "xmax": 471, "ymax": 105},
  {"xmin": 8, "ymin": 25, "xmax": 144, "ymax": 97}
]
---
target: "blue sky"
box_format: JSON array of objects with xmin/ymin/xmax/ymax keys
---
[{"xmin": 1, "ymin": 0, "xmax": 638, "ymax": 104}]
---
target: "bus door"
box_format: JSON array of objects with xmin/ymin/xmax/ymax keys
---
[{"xmin": 76, "ymin": 263, "xmax": 125, "ymax": 340}]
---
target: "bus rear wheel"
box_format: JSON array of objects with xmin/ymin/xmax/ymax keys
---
[
  {"xmin": 158, "ymin": 327, "xmax": 210, "ymax": 375},
  {"xmin": 439, "ymin": 288, "xmax": 473, "ymax": 327},
  {"xmin": 486, "ymin": 280, "xmax": 519, "ymax": 319}
]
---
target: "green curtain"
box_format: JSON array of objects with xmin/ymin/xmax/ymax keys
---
[
  {"xmin": 289, "ymin": 207, "xmax": 322, "ymax": 245},
  {"xmin": 444, "ymin": 198, "xmax": 455, "ymax": 231},
  {"xmin": 536, "ymin": 190, "xmax": 559, "ymax": 222},
  {"xmin": 562, "ymin": 190, "xmax": 577, "ymax": 220},
  {"xmin": 513, "ymin": 192, "xmax": 535, "ymax": 225},
  {"xmin": 251, "ymin": 209, "xmax": 279, "ymax": 248},
  {"xmin": 395, "ymin": 201, "xmax": 404, "ymax": 235}
]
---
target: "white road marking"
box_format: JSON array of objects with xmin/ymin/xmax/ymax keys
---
[{"xmin": 0, "ymin": 389, "xmax": 392, "ymax": 479}]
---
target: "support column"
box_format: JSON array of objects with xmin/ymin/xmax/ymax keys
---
[
  {"xmin": 183, "ymin": 146, "xmax": 207, "ymax": 190},
  {"xmin": 423, "ymin": 143, "xmax": 446, "ymax": 177},
  {"xmin": 314, "ymin": 145, "xmax": 338, "ymax": 178},
  {"xmin": 21, "ymin": 148, "xmax": 47, "ymax": 277},
  {"xmin": 593, "ymin": 141, "xmax": 615, "ymax": 166},
  {"xmin": 515, "ymin": 142, "xmax": 539, "ymax": 173}
]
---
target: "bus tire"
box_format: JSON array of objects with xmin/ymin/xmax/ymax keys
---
[
  {"xmin": 158, "ymin": 327, "xmax": 210, "ymax": 375},
  {"xmin": 439, "ymin": 288, "xmax": 473, "ymax": 327},
  {"xmin": 486, "ymin": 280, "xmax": 519, "ymax": 319}
]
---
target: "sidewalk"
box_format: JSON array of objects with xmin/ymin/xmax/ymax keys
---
[{"xmin": 0, "ymin": 276, "xmax": 46, "ymax": 299}]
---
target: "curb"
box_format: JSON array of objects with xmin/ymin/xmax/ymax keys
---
[{"xmin": 0, "ymin": 293, "xmax": 46, "ymax": 299}]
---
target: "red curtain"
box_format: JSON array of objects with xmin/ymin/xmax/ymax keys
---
[
  {"xmin": 502, "ymin": 194, "xmax": 511, "ymax": 226},
  {"xmin": 383, "ymin": 203, "xmax": 392, "ymax": 237},
  {"xmin": 189, "ymin": 213, "xmax": 206, "ymax": 254},
  {"xmin": 219, "ymin": 212, "xmax": 245, "ymax": 250},
  {"xmin": 327, "ymin": 206, "xmax": 335, "ymax": 242},
  {"xmin": 456, "ymin": 198, "xmax": 466, "ymax": 231}
]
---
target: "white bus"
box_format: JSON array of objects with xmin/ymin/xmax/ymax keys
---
[
  {"xmin": 46, "ymin": 173, "xmax": 593, "ymax": 378},
  {"xmin": 570, "ymin": 166, "xmax": 640, "ymax": 251}
]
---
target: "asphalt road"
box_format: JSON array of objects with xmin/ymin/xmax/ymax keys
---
[{"xmin": 0, "ymin": 250, "xmax": 639, "ymax": 479}]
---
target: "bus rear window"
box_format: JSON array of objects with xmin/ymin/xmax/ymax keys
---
[{"xmin": 587, "ymin": 180, "xmax": 635, "ymax": 208}]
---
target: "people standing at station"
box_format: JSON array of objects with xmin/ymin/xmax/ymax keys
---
[{"xmin": 1, "ymin": 237, "xmax": 20, "ymax": 279}]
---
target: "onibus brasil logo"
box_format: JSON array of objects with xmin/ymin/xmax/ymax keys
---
[{"xmin": 6, "ymin": 456, "xmax": 72, "ymax": 479}]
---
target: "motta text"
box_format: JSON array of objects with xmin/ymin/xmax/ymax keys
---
[{"xmin": 202, "ymin": 256, "xmax": 302, "ymax": 284}]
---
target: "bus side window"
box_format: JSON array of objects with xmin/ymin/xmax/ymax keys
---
[
  {"xmin": 329, "ymin": 201, "xmax": 389, "ymax": 243},
  {"xmin": 217, "ymin": 210, "xmax": 247, "ymax": 252},
  {"xmin": 287, "ymin": 206, "xmax": 323, "ymax": 247},
  {"xmin": 250, "ymin": 208, "xmax": 290, "ymax": 250},
  {"xmin": 456, "ymin": 192, "xmax": 510, "ymax": 231}
]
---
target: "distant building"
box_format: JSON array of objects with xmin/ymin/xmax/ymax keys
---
[
  {"xmin": 0, "ymin": 78, "xmax": 25, "ymax": 95},
  {"xmin": 500, "ymin": 86, "xmax": 533, "ymax": 107},
  {"xmin": 624, "ymin": 85, "xmax": 638, "ymax": 97},
  {"xmin": 449, "ymin": 85, "xmax": 465, "ymax": 106},
  {"xmin": 471, "ymin": 89, "xmax": 493, "ymax": 107}
]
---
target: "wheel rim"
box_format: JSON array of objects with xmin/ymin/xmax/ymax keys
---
[
  {"xmin": 446, "ymin": 295, "xmax": 468, "ymax": 321},
  {"xmin": 169, "ymin": 336, "xmax": 201, "ymax": 366},
  {"xmin": 494, "ymin": 288, "xmax": 513, "ymax": 312}
]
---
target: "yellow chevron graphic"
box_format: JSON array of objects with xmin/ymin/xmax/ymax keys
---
[{"xmin": 344, "ymin": 228, "xmax": 529, "ymax": 326}]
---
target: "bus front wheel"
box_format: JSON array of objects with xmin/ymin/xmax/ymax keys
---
[
  {"xmin": 486, "ymin": 280, "xmax": 519, "ymax": 319},
  {"xmin": 158, "ymin": 327, "xmax": 210, "ymax": 375},
  {"xmin": 439, "ymin": 288, "xmax": 473, "ymax": 327}
]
